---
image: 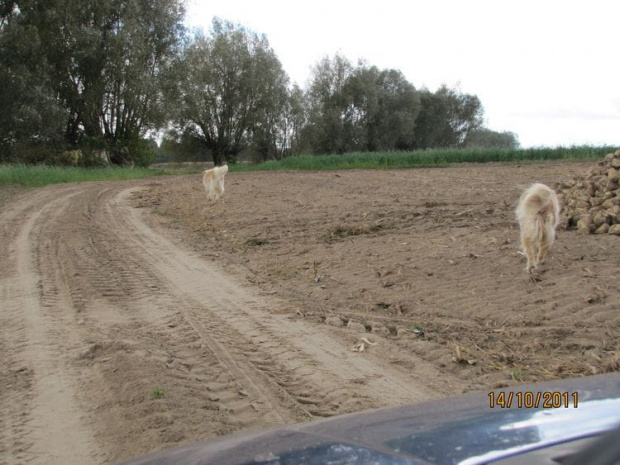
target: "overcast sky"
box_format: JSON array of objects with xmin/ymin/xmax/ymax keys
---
[{"xmin": 185, "ymin": 0, "xmax": 620, "ymax": 148}]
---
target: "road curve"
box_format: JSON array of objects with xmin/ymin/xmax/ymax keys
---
[{"xmin": 0, "ymin": 180, "xmax": 443, "ymax": 463}]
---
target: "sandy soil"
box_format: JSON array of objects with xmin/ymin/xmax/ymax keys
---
[{"xmin": 1, "ymin": 161, "xmax": 618, "ymax": 463}]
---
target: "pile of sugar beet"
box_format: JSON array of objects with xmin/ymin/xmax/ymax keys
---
[{"xmin": 556, "ymin": 149, "xmax": 620, "ymax": 235}]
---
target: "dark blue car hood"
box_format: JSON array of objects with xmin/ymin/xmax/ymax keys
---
[{"xmin": 121, "ymin": 373, "xmax": 620, "ymax": 465}]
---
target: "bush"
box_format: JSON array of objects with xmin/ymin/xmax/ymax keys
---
[
  {"xmin": 12, "ymin": 141, "xmax": 60, "ymax": 165},
  {"xmin": 81, "ymin": 150, "xmax": 111, "ymax": 167},
  {"xmin": 111, "ymin": 138, "xmax": 157, "ymax": 167},
  {"xmin": 132, "ymin": 139, "xmax": 157, "ymax": 167}
]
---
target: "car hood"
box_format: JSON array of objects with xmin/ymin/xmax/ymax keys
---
[{"xmin": 121, "ymin": 373, "xmax": 620, "ymax": 465}]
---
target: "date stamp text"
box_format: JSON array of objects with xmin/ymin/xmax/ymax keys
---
[{"xmin": 489, "ymin": 391, "xmax": 579, "ymax": 409}]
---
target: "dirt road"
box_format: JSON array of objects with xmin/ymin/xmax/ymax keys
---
[{"xmin": 0, "ymin": 180, "xmax": 452, "ymax": 464}]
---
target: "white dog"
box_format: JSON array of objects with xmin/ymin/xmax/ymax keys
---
[
  {"xmin": 202, "ymin": 164, "xmax": 228, "ymax": 201},
  {"xmin": 515, "ymin": 183, "xmax": 561, "ymax": 273}
]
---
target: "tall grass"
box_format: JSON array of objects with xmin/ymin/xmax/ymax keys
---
[
  {"xmin": 232, "ymin": 145, "xmax": 616, "ymax": 172},
  {"xmin": 0, "ymin": 164, "xmax": 170, "ymax": 187}
]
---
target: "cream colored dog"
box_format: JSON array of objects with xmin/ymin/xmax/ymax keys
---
[
  {"xmin": 515, "ymin": 183, "xmax": 561, "ymax": 273},
  {"xmin": 202, "ymin": 164, "xmax": 228, "ymax": 201}
]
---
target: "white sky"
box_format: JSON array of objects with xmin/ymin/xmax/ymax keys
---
[{"xmin": 185, "ymin": 0, "xmax": 620, "ymax": 148}]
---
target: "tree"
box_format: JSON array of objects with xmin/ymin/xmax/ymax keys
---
[
  {"xmin": 378, "ymin": 69, "xmax": 421, "ymax": 150},
  {"xmin": 465, "ymin": 128, "xmax": 520, "ymax": 149},
  {"xmin": 281, "ymin": 84, "xmax": 308, "ymax": 156},
  {"xmin": 99, "ymin": 0, "xmax": 185, "ymax": 154},
  {"xmin": 340, "ymin": 63, "xmax": 380, "ymax": 151},
  {"xmin": 174, "ymin": 18, "xmax": 289, "ymax": 166},
  {"xmin": 246, "ymin": 36, "xmax": 289, "ymax": 161},
  {"xmin": 344, "ymin": 65, "xmax": 420, "ymax": 151},
  {"xmin": 302, "ymin": 53, "xmax": 353, "ymax": 154},
  {"xmin": 0, "ymin": 0, "xmax": 185, "ymax": 164},
  {"xmin": 159, "ymin": 131, "xmax": 205, "ymax": 162},
  {"xmin": 0, "ymin": 1, "xmax": 67, "ymax": 161},
  {"xmin": 302, "ymin": 57, "xmax": 421, "ymax": 154},
  {"xmin": 413, "ymin": 85, "xmax": 484, "ymax": 149}
]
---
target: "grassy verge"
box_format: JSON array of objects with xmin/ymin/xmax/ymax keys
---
[
  {"xmin": 0, "ymin": 164, "xmax": 172, "ymax": 188},
  {"xmin": 231, "ymin": 146, "xmax": 616, "ymax": 172}
]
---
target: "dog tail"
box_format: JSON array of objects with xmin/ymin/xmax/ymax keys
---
[{"xmin": 518, "ymin": 184, "xmax": 559, "ymax": 223}]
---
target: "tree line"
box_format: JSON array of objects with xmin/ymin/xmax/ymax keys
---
[{"xmin": 0, "ymin": 1, "xmax": 518, "ymax": 167}]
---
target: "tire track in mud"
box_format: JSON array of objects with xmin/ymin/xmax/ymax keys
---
[
  {"xmin": 0, "ymin": 185, "xmax": 102, "ymax": 464},
  {"xmin": 114, "ymin": 188, "xmax": 440, "ymax": 415}
]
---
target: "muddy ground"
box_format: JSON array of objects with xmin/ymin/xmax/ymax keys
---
[{"xmin": 1, "ymin": 161, "xmax": 619, "ymax": 464}]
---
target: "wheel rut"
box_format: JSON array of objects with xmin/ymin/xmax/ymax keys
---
[{"xmin": 0, "ymin": 181, "xmax": 445, "ymax": 464}]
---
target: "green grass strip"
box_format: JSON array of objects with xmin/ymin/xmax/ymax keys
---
[
  {"xmin": 231, "ymin": 145, "xmax": 615, "ymax": 172},
  {"xmin": 0, "ymin": 164, "xmax": 171, "ymax": 187}
]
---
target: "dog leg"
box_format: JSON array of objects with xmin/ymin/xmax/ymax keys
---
[
  {"xmin": 537, "ymin": 242, "xmax": 550, "ymax": 267},
  {"xmin": 537, "ymin": 226, "xmax": 555, "ymax": 266},
  {"xmin": 214, "ymin": 184, "xmax": 223, "ymax": 200},
  {"xmin": 524, "ymin": 238, "xmax": 539, "ymax": 272}
]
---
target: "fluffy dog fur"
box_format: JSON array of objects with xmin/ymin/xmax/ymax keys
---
[
  {"xmin": 515, "ymin": 183, "xmax": 561, "ymax": 272},
  {"xmin": 202, "ymin": 164, "xmax": 228, "ymax": 201}
]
